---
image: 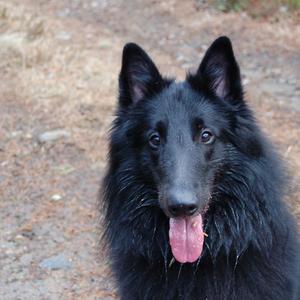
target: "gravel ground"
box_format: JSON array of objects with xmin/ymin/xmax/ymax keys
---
[{"xmin": 0, "ymin": 1, "xmax": 299, "ymax": 299}]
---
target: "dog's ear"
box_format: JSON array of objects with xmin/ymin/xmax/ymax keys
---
[
  {"xmin": 119, "ymin": 43, "xmax": 167, "ymax": 108},
  {"xmin": 188, "ymin": 36, "xmax": 243, "ymax": 103}
]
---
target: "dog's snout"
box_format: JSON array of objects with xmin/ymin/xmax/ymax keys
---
[{"xmin": 166, "ymin": 188, "xmax": 199, "ymax": 218}]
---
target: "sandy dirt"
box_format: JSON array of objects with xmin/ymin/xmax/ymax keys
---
[{"xmin": 0, "ymin": 0, "xmax": 299, "ymax": 299}]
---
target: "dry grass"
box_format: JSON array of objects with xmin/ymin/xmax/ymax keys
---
[{"xmin": 0, "ymin": 1, "xmax": 120, "ymax": 167}]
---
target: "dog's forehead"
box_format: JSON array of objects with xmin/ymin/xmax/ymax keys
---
[{"xmin": 152, "ymin": 82, "xmax": 221, "ymax": 125}]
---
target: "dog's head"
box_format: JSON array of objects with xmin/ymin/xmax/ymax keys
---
[{"xmin": 116, "ymin": 37, "xmax": 262, "ymax": 262}]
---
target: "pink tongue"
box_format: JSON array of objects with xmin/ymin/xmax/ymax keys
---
[{"xmin": 169, "ymin": 215, "xmax": 204, "ymax": 263}]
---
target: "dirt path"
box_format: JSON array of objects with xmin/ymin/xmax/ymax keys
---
[{"xmin": 0, "ymin": 1, "xmax": 299, "ymax": 299}]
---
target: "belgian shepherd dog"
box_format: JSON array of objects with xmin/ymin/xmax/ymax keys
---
[{"xmin": 101, "ymin": 36, "xmax": 299, "ymax": 299}]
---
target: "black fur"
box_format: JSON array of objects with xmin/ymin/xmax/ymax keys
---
[{"xmin": 101, "ymin": 36, "xmax": 300, "ymax": 300}]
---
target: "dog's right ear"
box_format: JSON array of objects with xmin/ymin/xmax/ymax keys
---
[{"xmin": 119, "ymin": 43, "xmax": 167, "ymax": 108}]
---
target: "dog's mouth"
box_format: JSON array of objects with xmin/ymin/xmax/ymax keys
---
[{"xmin": 169, "ymin": 214, "xmax": 205, "ymax": 264}]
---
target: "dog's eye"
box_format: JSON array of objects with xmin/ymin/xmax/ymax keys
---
[
  {"xmin": 200, "ymin": 130, "xmax": 214, "ymax": 144},
  {"xmin": 149, "ymin": 133, "xmax": 160, "ymax": 150}
]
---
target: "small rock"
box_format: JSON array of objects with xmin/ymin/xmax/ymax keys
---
[
  {"xmin": 99, "ymin": 41, "xmax": 111, "ymax": 49},
  {"xmin": 289, "ymin": 78, "xmax": 297, "ymax": 85},
  {"xmin": 182, "ymin": 63, "xmax": 193, "ymax": 69},
  {"xmin": 58, "ymin": 8, "xmax": 71, "ymax": 18},
  {"xmin": 10, "ymin": 131, "xmax": 23, "ymax": 138},
  {"xmin": 242, "ymin": 78, "xmax": 250, "ymax": 85},
  {"xmin": 91, "ymin": 1, "xmax": 99, "ymax": 8},
  {"xmin": 167, "ymin": 33, "xmax": 175, "ymax": 40},
  {"xmin": 272, "ymin": 68, "xmax": 281, "ymax": 76},
  {"xmin": 15, "ymin": 234, "xmax": 25, "ymax": 240},
  {"xmin": 176, "ymin": 54, "xmax": 185, "ymax": 62},
  {"xmin": 24, "ymin": 133, "xmax": 33, "ymax": 139},
  {"xmin": 278, "ymin": 78, "xmax": 287, "ymax": 84},
  {"xmin": 279, "ymin": 5, "xmax": 288, "ymax": 13},
  {"xmin": 20, "ymin": 253, "xmax": 33, "ymax": 266},
  {"xmin": 38, "ymin": 130, "xmax": 70, "ymax": 143},
  {"xmin": 1, "ymin": 161, "xmax": 8, "ymax": 167},
  {"xmin": 51, "ymin": 194, "xmax": 62, "ymax": 201},
  {"xmin": 39, "ymin": 254, "xmax": 72, "ymax": 270},
  {"xmin": 86, "ymin": 33, "xmax": 94, "ymax": 39},
  {"xmin": 56, "ymin": 31, "xmax": 72, "ymax": 41},
  {"xmin": 90, "ymin": 0, "xmax": 107, "ymax": 8}
]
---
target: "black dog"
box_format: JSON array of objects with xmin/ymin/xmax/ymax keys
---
[{"xmin": 101, "ymin": 36, "xmax": 299, "ymax": 299}]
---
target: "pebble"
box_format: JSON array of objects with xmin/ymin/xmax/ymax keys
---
[
  {"xmin": 176, "ymin": 54, "xmax": 186, "ymax": 62},
  {"xmin": 91, "ymin": 1, "xmax": 99, "ymax": 8},
  {"xmin": 38, "ymin": 130, "xmax": 70, "ymax": 143},
  {"xmin": 56, "ymin": 31, "xmax": 72, "ymax": 41},
  {"xmin": 39, "ymin": 254, "xmax": 72, "ymax": 270},
  {"xmin": 51, "ymin": 194, "xmax": 62, "ymax": 201},
  {"xmin": 15, "ymin": 234, "xmax": 25, "ymax": 240},
  {"xmin": 20, "ymin": 253, "xmax": 33, "ymax": 266},
  {"xmin": 10, "ymin": 131, "xmax": 23, "ymax": 138},
  {"xmin": 1, "ymin": 161, "xmax": 8, "ymax": 166},
  {"xmin": 99, "ymin": 41, "xmax": 111, "ymax": 48},
  {"xmin": 242, "ymin": 78, "xmax": 250, "ymax": 85},
  {"xmin": 279, "ymin": 5, "xmax": 288, "ymax": 13},
  {"xmin": 57, "ymin": 8, "xmax": 70, "ymax": 18}
]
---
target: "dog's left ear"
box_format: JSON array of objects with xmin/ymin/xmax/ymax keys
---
[{"xmin": 188, "ymin": 36, "xmax": 243, "ymax": 103}]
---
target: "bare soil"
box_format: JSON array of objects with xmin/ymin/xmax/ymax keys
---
[{"xmin": 0, "ymin": 1, "xmax": 299, "ymax": 299}]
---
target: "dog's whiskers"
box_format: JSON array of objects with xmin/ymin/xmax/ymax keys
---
[
  {"xmin": 168, "ymin": 257, "xmax": 175, "ymax": 268},
  {"xmin": 177, "ymin": 263, "xmax": 183, "ymax": 281}
]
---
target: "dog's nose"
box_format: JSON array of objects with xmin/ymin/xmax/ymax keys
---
[
  {"xmin": 168, "ymin": 203, "xmax": 198, "ymax": 217},
  {"xmin": 166, "ymin": 189, "xmax": 199, "ymax": 217}
]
